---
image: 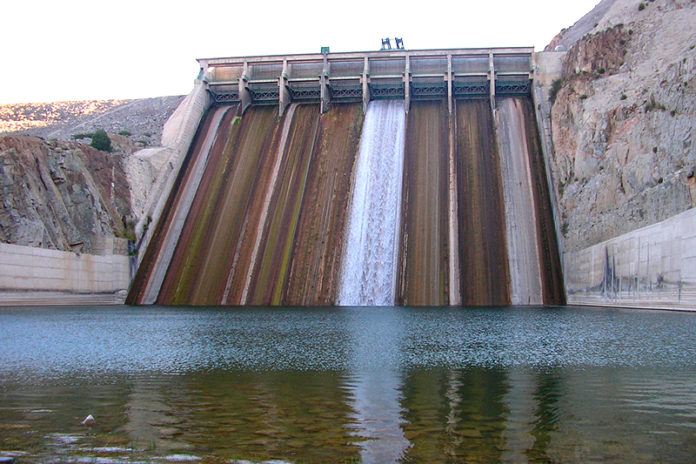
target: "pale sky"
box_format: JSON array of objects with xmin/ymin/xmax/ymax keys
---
[{"xmin": 1, "ymin": 0, "xmax": 600, "ymax": 104}]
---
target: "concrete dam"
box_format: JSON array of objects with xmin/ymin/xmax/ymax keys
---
[{"xmin": 127, "ymin": 48, "xmax": 565, "ymax": 306}]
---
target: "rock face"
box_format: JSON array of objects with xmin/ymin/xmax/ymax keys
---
[
  {"xmin": 548, "ymin": 0, "xmax": 696, "ymax": 252},
  {"xmin": 545, "ymin": 0, "xmax": 619, "ymax": 52},
  {"xmin": 0, "ymin": 135, "xmax": 132, "ymax": 254},
  {"xmin": 0, "ymin": 96, "xmax": 188, "ymax": 255}
]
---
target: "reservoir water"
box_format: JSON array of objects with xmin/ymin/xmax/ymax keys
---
[{"xmin": 1, "ymin": 306, "xmax": 696, "ymax": 463}]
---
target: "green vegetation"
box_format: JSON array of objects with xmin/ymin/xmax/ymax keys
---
[
  {"xmin": 72, "ymin": 132, "xmax": 94, "ymax": 140},
  {"xmin": 118, "ymin": 130, "xmax": 131, "ymax": 136},
  {"xmin": 621, "ymin": 94, "xmax": 628, "ymax": 100},
  {"xmin": 90, "ymin": 129, "xmax": 112, "ymax": 152},
  {"xmin": 562, "ymin": 221, "xmax": 569, "ymax": 235},
  {"xmin": 550, "ymin": 78, "xmax": 564, "ymax": 104},
  {"xmin": 644, "ymin": 95, "xmax": 667, "ymax": 112},
  {"xmin": 580, "ymin": 94, "xmax": 588, "ymax": 100},
  {"xmin": 638, "ymin": 3, "xmax": 645, "ymax": 11},
  {"xmin": 115, "ymin": 218, "xmax": 136, "ymax": 242}
]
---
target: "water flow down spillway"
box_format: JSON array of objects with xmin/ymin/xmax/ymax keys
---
[
  {"xmin": 128, "ymin": 95, "xmax": 564, "ymax": 306},
  {"xmin": 338, "ymin": 100, "xmax": 406, "ymax": 306}
]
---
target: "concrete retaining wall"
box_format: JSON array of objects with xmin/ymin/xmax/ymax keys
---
[
  {"xmin": 533, "ymin": 51, "xmax": 568, "ymax": 298},
  {"xmin": 565, "ymin": 207, "xmax": 696, "ymax": 310},
  {"xmin": 134, "ymin": 80, "xmax": 213, "ymax": 267},
  {"xmin": 0, "ymin": 242, "xmax": 130, "ymax": 305}
]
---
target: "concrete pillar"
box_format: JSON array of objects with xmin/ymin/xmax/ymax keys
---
[
  {"xmin": 239, "ymin": 61, "xmax": 252, "ymax": 113},
  {"xmin": 320, "ymin": 55, "xmax": 330, "ymax": 114},
  {"xmin": 279, "ymin": 59, "xmax": 291, "ymax": 117},
  {"xmin": 198, "ymin": 59, "xmax": 209, "ymax": 81},
  {"xmin": 362, "ymin": 56, "xmax": 370, "ymax": 113},
  {"xmin": 488, "ymin": 51, "xmax": 496, "ymax": 115},
  {"xmin": 532, "ymin": 82, "xmax": 566, "ymax": 292},
  {"xmin": 447, "ymin": 54, "xmax": 453, "ymax": 115},
  {"xmin": 404, "ymin": 55, "xmax": 411, "ymax": 114}
]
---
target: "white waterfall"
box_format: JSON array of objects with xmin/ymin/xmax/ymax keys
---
[{"xmin": 338, "ymin": 100, "xmax": 406, "ymax": 306}]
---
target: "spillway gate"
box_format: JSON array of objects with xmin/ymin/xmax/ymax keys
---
[{"xmin": 198, "ymin": 48, "xmax": 535, "ymax": 115}]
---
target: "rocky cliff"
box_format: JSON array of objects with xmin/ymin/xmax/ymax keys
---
[
  {"xmin": 548, "ymin": 0, "xmax": 696, "ymax": 252},
  {"xmin": 0, "ymin": 135, "xmax": 133, "ymax": 253},
  {"xmin": 0, "ymin": 97, "xmax": 184, "ymax": 254}
]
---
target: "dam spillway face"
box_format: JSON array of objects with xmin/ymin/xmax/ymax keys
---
[{"xmin": 128, "ymin": 49, "xmax": 564, "ymax": 307}]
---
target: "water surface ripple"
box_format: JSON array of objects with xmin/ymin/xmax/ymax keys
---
[
  {"xmin": 2, "ymin": 305, "xmax": 695, "ymax": 376},
  {"xmin": 1, "ymin": 305, "xmax": 696, "ymax": 463}
]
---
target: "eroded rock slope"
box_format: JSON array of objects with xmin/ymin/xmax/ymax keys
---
[
  {"xmin": 548, "ymin": 0, "xmax": 696, "ymax": 252},
  {"xmin": 0, "ymin": 135, "xmax": 133, "ymax": 253}
]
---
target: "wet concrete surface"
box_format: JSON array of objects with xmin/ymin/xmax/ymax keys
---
[{"xmin": 455, "ymin": 100, "xmax": 511, "ymax": 305}]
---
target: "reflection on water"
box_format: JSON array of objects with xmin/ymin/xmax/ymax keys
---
[
  {"xmin": 347, "ymin": 307, "xmax": 410, "ymax": 462},
  {"xmin": 1, "ymin": 306, "xmax": 696, "ymax": 462}
]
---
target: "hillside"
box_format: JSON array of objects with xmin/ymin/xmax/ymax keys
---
[{"xmin": 0, "ymin": 96, "xmax": 183, "ymax": 146}]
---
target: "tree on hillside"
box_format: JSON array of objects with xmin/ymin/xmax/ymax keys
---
[{"xmin": 90, "ymin": 129, "xmax": 112, "ymax": 152}]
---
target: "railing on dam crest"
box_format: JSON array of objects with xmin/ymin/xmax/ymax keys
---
[{"xmin": 197, "ymin": 48, "xmax": 535, "ymax": 115}]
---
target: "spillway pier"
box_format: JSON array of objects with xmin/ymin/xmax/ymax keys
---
[{"xmin": 198, "ymin": 48, "xmax": 535, "ymax": 116}]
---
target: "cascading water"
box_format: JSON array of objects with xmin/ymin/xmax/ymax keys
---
[{"xmin": 338, "ymin": 100, "xmax": 406, "ymax": 306}]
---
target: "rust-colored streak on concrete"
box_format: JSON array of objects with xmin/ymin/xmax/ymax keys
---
[
  {"xmin": 157, "ymin": 106, "xmax": 283, "ymax": 305},
  {"xmin": 517, "ymin": 97, "xmax": 566, "ymax": 304},
  {"xmin": 455, "ymin": 101, "xmax": 511, "ymax": 305},
  {"xmin": 156, "ymin": 106, "xmax": 242, "ymax": 304},
  {"xmin": 244, "ymin": 104, "xmax": 321, "ymax": 305},
  {"xmin": 399, "ymin": 101, "xmax": 450, "ymax": 306},
  {"xmin": 284, "ymin": 104, "xmax": 364, "ymax": 305},
  {"xmin": 126, "ymin": 107, "xmax": 220, "ymax": 305},
  {"xmin": 194, "ymin": 106, "xmax": 284, "ymax": 305}
]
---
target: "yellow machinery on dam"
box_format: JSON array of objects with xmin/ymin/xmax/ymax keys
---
[{"xmin": 128, "ymin": 47, "xmax": 564, "ymax": 307}]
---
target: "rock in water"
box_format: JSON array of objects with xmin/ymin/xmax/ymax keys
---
[{"xmin": 81, "ymin": 414, "xmax": 95, "ymax": 426}]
